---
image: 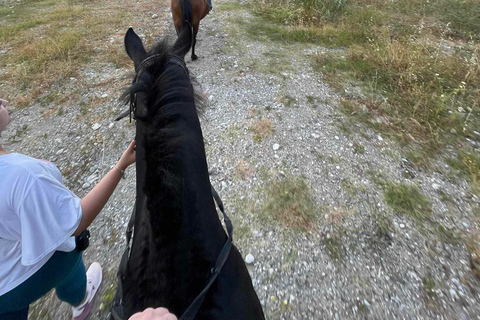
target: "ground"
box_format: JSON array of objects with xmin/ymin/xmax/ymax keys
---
[{"xmin": 1, "ymin": 0, "xmax": 480, "ymax": 319}]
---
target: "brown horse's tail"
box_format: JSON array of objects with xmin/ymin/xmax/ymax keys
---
[{"xmin": 179, "ymin": 0, "xmax": 193, "ymax": 26}]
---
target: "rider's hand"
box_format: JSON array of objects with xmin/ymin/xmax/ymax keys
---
[
  {"xmin": 128, "ymin": 308, "xmax": 177, "ymax": 320},
  {"xmin": 117, "ymin": 139, "xmax": 136, "ymax": 170}
]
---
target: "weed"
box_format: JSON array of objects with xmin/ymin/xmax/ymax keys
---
[
  {"xmin": 366, "ymin": 169, "xmax": 387, "ymax": 187},
  {"xmin": 353, "ymin": 143, "xmax": 365, "ymax": 154},
  {"xmin": 235, "ymin": 160, "xmax": 255, "ymax": 180},
  {"xmin": 325, "ymin": 235, "xmax": 343, "ymax": 261},
  {"xmin": 422, "ymin": 277, "xmax": 437, "ymax": 298},
  {"xmin": 341, "ymin": 178, "xmax": 365, "ymax": 196},
  {"xmin": 57, "ymin": 107, "xmax": 64, "ymax": 116},
  {"xmin": 447, "ymin": 151, "xmax": 480, "ymax": 195},
  {"xmin": 250, "ymin": 118, "xmax": 274, "ymax": 142},
  {"xmin": 384, "ymin": 182, "xmax": 431, "ymax": 221},
  {"xmin": 263, "ymin": 175, "xmax": 317, "ymax": 230},
  {"xmin": 431, "ymin": 222, "xmax": 461, "ymax": 245},
  {"xmin": 278, "ymin": 95, "xmax": 297, "ymax": 107},
  {"xmin": 328, "ymin": 155, "xmax": 342, "ymax": 164},
  {"xmin": 100, "ymin": 283, "xmax": 117, "ymax": 312}
]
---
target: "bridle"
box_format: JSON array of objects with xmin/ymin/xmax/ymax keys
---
[{"xmin": 111, "ymin": 54, "xmax": 233, "ymax": 320}]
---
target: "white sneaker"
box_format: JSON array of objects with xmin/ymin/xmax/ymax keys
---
[{"xmin": 72, "ymin": 262, "xmax": 102, "ymax": 320}]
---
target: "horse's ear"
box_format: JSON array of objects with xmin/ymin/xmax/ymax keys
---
[
  {"xmin": 171, "ymin": 25, "xmax": 192, "ymax": 58},
  {"xmin": 124, "ymin": 27, "xmax": 147, "ymax": 68}
]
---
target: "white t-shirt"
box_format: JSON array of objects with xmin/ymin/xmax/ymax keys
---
[{"xmin": 0, "ymin": 153, "xmax": 82, "ymax": 296}]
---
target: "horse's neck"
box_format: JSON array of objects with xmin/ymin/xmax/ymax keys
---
[{"xmin": 142, "ymin": 102, "xmax": 226, "ymax": 261}]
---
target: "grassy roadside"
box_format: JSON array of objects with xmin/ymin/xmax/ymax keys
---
[
  {"xmin": 248, "ymin": 0, "xmax": 480, "ymax": 194},
  {"xmin": 0, "ymin": 0, "xmax": 134, "ymax": 108}
]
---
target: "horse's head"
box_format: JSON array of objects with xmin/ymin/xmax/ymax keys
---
[{"xmin": 117, "ymin": 26, "xmax": 194, "ymax": 121}]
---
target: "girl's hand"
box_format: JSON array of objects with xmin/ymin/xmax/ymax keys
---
[
  {"xmin": 129, "ymin": 308, "xmax": 177, "ymax": 320},
  {"xmin": 117, "ymin": 139, "xmax": 136, "ymax": 170}
]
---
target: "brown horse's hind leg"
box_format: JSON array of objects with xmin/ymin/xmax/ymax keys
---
[{"xmin": 191, "ymin": 24, "xmax": 199, "ymax": 61}]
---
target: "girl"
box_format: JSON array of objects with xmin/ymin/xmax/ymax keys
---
[{"xmin": 0, "ymin": 98, "xmax": 136, "ymax": 320}]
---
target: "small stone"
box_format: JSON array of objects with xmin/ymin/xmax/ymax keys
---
[
  {"xmin": 334, "ymin": 136, "xmax": 339, "ymax": 140},
  {"xmin": 377, "ymin": 135, "xmax": 384, "ymax": 141},
  {"xmin": 245, "ymin": 254, "xmax": 254, "ymax": 264},
  {"xmin": 56, "ymin": 149, "xmax": 64, "ymax": 155},
  {"xmin": 283, "ymin": 299, "xmax": 288, "ymax": 305},
  {"xmin": 327, "ymin": 262, "xmax": 334, "ymax": 271},
  {"xmin": 450, "ymin": 288, "xmax": 459, "ymax": 301},
  {"xmin": 208, "ymin": 95, "xmax": 213, "ymax": 101},
  {"xmin": 450, "ymin": 128, "xmax": 457, "ymax": 134},
  {"xmin": 458, "ymin": 107, "xmax": 465, "ymax": 113},
  {"xmin": 474, "ymin": 131, "xmax": 480, "ymax": 137},
  {"xmin": 109, "ymin": 123, "xmax": 115, "ymax": 129},
  {"xmin": 431, "ymin": 183, "xmax": 441, "ymax": 191},
  {"xmin": 221, "ymin": 181, "xmax": 227, "ymax": 189},
  {"xmin": 269, "ymin": 268, "xmax": 274, "ymax": 275},
  {"xmin": 101, "ymin": 93, "xmax": 108, "ymax": 98},
  {"xmin": 273, "ymin": 143, "xmax": 280, "ymax": 151},
  {"xmin": 82, "ymin": 182, "xmax": 91, "ymax": 189},
  {"xmin": 472, "ymin": 195, "xmax": 480, "ymax": 203},
  {"xmin": 92, "ymin": 123, "xmax": 102, "ymax": 130},
  {"xmin": 311, "ymin": 133, "xmax": 319, "ymax": 139},
  {"xmin": 152, "ymin": 14, "xmax": 158, "ymax": 19},
  {"xmin": 400, "ymin": 223, "xmax": 406, "ymax": 229}
]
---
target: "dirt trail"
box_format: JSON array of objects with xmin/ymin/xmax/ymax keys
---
[{"xmin": 2, "ymin": 0, "xmax": 478, "ymax": 319}]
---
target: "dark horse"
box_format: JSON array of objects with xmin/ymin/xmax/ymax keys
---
[
  {"xmin": 110, "ymin": 26, "xmax": 265, "ymax": 320},
  {"xmin": 171, "ymin": 0, "xmax": 209, "ymax": 60}
]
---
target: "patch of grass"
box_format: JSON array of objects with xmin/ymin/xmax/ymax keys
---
[
  {"xmin": 422, "ymin": 276, "xmax": 437, "ymax": 298},
  {"xmin": 324, "ymin": 207, "xmax": 351, "ymax": 260},
  {"xmin": 446, "ymin": 151, "xmax": 480, "ymax": 195},
  {"xmin": 353, "ymin": 143, "xmax": 365, "ymax": 154},
  {"xmin": 100, "ymin": 283, "xmax": 117, "ymax": 313},
  {"xmin": 431, "ymin": 222, "xmax": 461, "ymax": 245},
  {"xmin": 277, "ymin": 95, "xmax": 297, "ymax": 107},
  {"xmin": 251, "ymin": 0, "xmax": 347, "ymax": 27},
  {"xmin": 235, "ymin": 160, "xmax": 255, "ymax": 180},
  {"xmin": 217, "ymin": 2, "xmax": 247, "ymax": 12},
  {"xmin": 366, "ymin": 169, "xmax": 387, "ymax": 187},
  {"xmin": 328, "ymin": 155, "xmax": 342, "ymax": 164},
  {"xmin": 384, "ymin": 182, "xmax": 432, "ymax": 221},
  {"xmin": 374, "ymin": 212, "xmax": 394, "ymax": 242},
  {"xmin": 325, "ymin": 236, "xmax": 344, "ymax": 261},
  {"xmin": 263, "ymin": 175, "xmax": 317, "ymax": 230},
  {"xmin": 250, "ymin": 118, "xmax": 274, "ymax": 142},
  {"xmin": 341, "ymin": 178, "xmax": 365, "ymax": 197}
]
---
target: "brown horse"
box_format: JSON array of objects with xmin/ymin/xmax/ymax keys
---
[{"xmin": 171, "ymin": 0, "xmax": 209, "ymax": 60}]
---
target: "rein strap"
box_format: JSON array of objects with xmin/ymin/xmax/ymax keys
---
[{"xmin": 111, "ymin": 186, "xmax": 232, "ymax": 320}]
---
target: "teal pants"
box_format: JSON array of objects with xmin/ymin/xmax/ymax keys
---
[{"xmin": 0, "ymin": 250, "xmax": 86, "ymax": 319}]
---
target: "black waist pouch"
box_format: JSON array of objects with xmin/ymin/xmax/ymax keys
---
[{"xmin": 75, "ymin": 230, "xmax": 90, "ymax": 252}]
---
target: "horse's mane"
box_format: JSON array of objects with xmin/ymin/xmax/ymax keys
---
[
  {"xmin": 122, "ymin": 37, "xmax": 211, "ymax": 313},
  {"xmin": 122, "ymin": 37, "xmax": 206, "ymax": 189}
]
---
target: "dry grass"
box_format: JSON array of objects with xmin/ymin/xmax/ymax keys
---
[
  {"xmin": 0, "ymin": 0, "xmax": 145, "ymax": 109},
  {"xmin": 235, "ymin": 160, "xmax": 255, "ymax": 180},
  {"xmin": 250, "ymin": 117, "xmax": 274, "ymax": 142}
]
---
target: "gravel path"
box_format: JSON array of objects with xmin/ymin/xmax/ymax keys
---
[{"xmin": 2, "ymin": 0, "xmax": 479, "ymax": 319}]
